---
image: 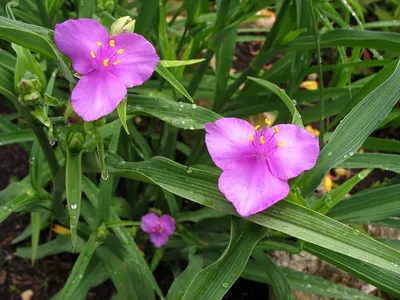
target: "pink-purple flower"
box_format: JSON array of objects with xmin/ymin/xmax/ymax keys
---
[
  {"xmin": 205, "ymin": 117, "xmax": 319, "ymax": 217},
  {"xmin": 54, "ymin": 19, "xmax": 159, "ymax": 122},
  {"xmin": 141, "ymin": 213, "xmax": 175, "ymax": 248}
]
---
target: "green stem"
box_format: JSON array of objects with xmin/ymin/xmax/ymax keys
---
[
  {"xmin": 106, "ymin": 221, "xmax": 141, "ymax": 228},
  {"xmin": 309, "ymin": 2, "xmax": 325, "ymax": 149}
]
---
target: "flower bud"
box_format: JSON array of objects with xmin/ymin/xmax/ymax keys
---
[
  {"xmin": 110, "ymin": 16, "xmax": 135, "ymax": 35},
  {"xmin": 104, "ymin": 0, "xmax": 114, "ymax": 13},
  {"xmin": 64, "ymin": 101, "xmax": 83, "ymax": 126},
  {"xmin": 95, "ymin": 225, "xmax": 109, "ymax": 242},
  {"xmin": 67, "ymin": 131, "xmax": 85, "ymax": 153},
  {"xmin": 17, "ymin": 78, "xmax": 42, "ymax": 96},
  {"xmin": 20, "ymin": 90, "xmax": 42, "ymax": 109}
]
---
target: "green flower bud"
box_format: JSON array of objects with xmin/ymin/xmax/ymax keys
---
[
  {"xmin": 17, "ymin": 78, "xmax": 42, "ymax": 96},
  {"xmin": 67, "ymin": 131, "xmax": 85, "ymax": 153},
  {"xmin": 110, "ymin": 16, "xmax": 136, "ymax": 35},
  {"xmin": 104, "ymin": 0, "xmax": 114, "ymax": 13},
  {"xmin": 20, "ymin": 90, "xmax": 42, "ymax": 109},
  {"xmin": 95, "ymin": 225, "xmax": 109, "ymax": 242}
]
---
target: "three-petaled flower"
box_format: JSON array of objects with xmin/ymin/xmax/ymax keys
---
[
  {"xmin": 205, "ymin": 117, "xmax": 319, "ymax": 217},
  {"xmin": 55, "ymin": 19, "xmax": 159, "ymax": 121},
  {"xmin": 141, "ymin": 213, "xmax": 175, "ymax": 248}
]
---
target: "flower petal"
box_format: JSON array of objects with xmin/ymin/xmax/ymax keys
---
[
  {"xmin": 150, "ymin": 232, "xmax": 169, "ymax": 248},
  {"xmin": 55, "ymin": 19, "xmax": 109, "ymax": 74},
  {"xmin": 160, "ymin": 215, "xmax": 175, "ymax": 235},
  {"xmin": 266, "ymin": 124, "xmax": 319, "ymax": 180},
  {"xmin": 141, "ymin": 213, "xmax": 159, "ymax": 233},
  {"xmin": 218, "ymin": 157, "xmax": 290, "ymax": 217},
  {"xmin": 205, "ymin": 118, "xmax": 254, "ymax": 170},
  {"xmin": 109, "ymin": 33, "xmax": 159, "ymax": 87},
  {"xmin": 71, "ymin": 70, "xmax": 127, "ymax": 121}
]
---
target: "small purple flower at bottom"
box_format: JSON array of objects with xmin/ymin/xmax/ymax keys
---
[
  {"xmin": 141, "ymin": 213, "xmax": 175, "ymax": 248},
  {"xmin": 54, "ymin": 19, "xmax": 159, "ymax": 122},
  {"xmin": 205, "ymin": 117, "xmax": 320, "ymax": 217}
]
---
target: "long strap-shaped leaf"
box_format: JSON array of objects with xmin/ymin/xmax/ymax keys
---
[
  {"xmin": 182, "ymin": 218, "xmax": 268, "ymax": 300},
  {"xmin": 106, "ymin": 155, "xmax": 400, "ymax": 274}
]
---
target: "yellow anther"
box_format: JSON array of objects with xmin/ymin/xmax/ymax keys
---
[
  {"xmin": 117, "ymin": 49, "xmax": 124, "ymax": 54},
  {"xmin": 96, "ymin": 42, "xmax": 102, "ymax": 46},
  {"xmin": 265, "ymin": 118, "xmax": 272, "ymax": 125},
  {"xmin": 249, "ymin": 135, "xmax": 254, "ymax": 142},
  {"xmin": 109, "ymin": 40, "xmax": 115, "ymax": 47},
  {"xmin": 113, "ymin": 60, "xmax": 121, "ymax": 66},
  {"xmin": 103, "ymin": 59, "xmax": 109, "ymax": 67},
  {"xmin": 260, "ymin": 136, "xmax": 265, "ymax": 144},
  {"xmin": 278, "ymin": 141, "xmax": 283, "ymax": 147},
  {"xmin": 90, "ymin": 51, "xmax": 96, "ymax": 58},
  {"xmin": 274, "ymin": 127, "xmax": 279, "ymax": 134},
  {"xmin": 254, "ymin": 125, "xmax": 261, "ymax": 130}
]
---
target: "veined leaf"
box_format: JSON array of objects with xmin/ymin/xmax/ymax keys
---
[
  {"xmin": 160, "ymin": 59, "xmax": 205, "ymax": 67},
  {"xmin": 338, "ymin": 153, "xmax": 400, "ymax": 173}
]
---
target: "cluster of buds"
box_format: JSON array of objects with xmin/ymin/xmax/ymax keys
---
[{"xmin": 17, "ymin": 73, "xmax": 44, "ymax": 109}]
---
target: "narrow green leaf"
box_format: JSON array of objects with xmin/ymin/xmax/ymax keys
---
[
  {"xmin": 183, "ymin": 218, "xmax": 267, "ymax": 300},
  {"xmin": 248, "ymin": 77, "xmax": 303, "ymax": 126},
  {"xmin": 338, "ymin": 153, "xmax": 400, "ymax": 173},
  {"xmin": 298, "ymin": 60, "xmax": 400, "ymax": 196},
  {"xmin": 127, "ymin": 94, "xmax": 220, "ymax": 129},
  {"xmin": 362, "ymin": 137, "xmax": 400, "ymax": 153},
  {"xmin": 30, "ymin": 212, "xmax": 41, "ymax": 264},
  {"xmin": 328, "ymin": 185, "xmax": 400, "ymax": 223},
  {"xmin": 160, "ymin": 59, "xmax": 205, "ymax": 67},
  {"xmin": 0, "ymin": 192, "xmax": 40, "ymax": 223},
  {"xmin": 252, "ymin": 250, "xmax": 294, "ymax": 300},
  {"xmin": 66, "ymin": 149, "xmax": 83, "ymax": 251},
  {"xmin": 0, "ymin": 129, "xmax": 35, "ymax": 146},
  {"xmin": 117, "ymin": 97, "xmax": 129, "ymax": 134},
  {"xmin": 156, "ymin": 64, "xmax": 194, "ymax": 103},
  {"xmin": 310, "ymin": 168, "xmax": 373, "ymax": 214}
]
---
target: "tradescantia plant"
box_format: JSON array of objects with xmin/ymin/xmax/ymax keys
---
[{"xmin": 0, "ymin": 0, "xmax": 399, "ymax": 299}]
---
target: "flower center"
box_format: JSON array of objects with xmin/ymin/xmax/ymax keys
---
[
  {"xmin": 151, "ymin": 222, "xmax": 164, "ymax": 233},
  {"xmin": 249, "ymin": 118, "xmax": 283, "ymax": 157},
  {"xmin": 89, "ymin": 40, "xmax": 124, "ymax": 69}
]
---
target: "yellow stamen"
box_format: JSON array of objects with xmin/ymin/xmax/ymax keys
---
[
  {"xmin": 260, "ymin": 136, "xmax": 265, "ymax": 144},
  {"xmin": 249, "ymin": 135, "xmax": 254, "ymax": 142},
  {"xmin": 278, "ymin": 141, "xmax": 283, "ymax": 147},
  {"xmin": 103, "ymin": 59, "xmax": 109, "ymax": 67},
  {"xmin": 109, "ymin": 40, "xmax": 115, "ymax": 47},
  {"xmin": 254, "ymin": 125, "xmax": 261, "ymax": 130},
  {"xmin": 96, "ymin": 42, "xmax": 102, "ymax": 46},
  {"xmin": 113, "ymin": 60, "xmax": 121, "ymax": 66},
  {"xmin": 274, "ymin": 127, "xmax": 279, "ymax": 134},
  {"xmin": 117, "ymin": 49, "xmax": 124, "ymax": 54},
  {"xmin": 90, "ymin": 51, "xmax": 96, "ymax": 58},
  {"xmin": 265, "ymin": 118, "xmax": 272, "ymax": 125}
]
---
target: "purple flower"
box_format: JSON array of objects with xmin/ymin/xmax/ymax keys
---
[
  {"xmin": 205, "ymin": 117, "xmax": 319, "ymax": 217},
  {"xmin": 141, "ymin": 213, "xmax": 175, "ymax": 248},
  {"xmin": 54, "ymin": 19, "xmax": 159, "ymax": 122}
]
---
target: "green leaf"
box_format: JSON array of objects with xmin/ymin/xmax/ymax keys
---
[
  {"xmin": 156, "ymin": 64, "xmax": 194, "ymax": 103},
  {"xmin": 15, "ymin": 235, "xmax": 85, "ymax": 259},
  {"xmin": 160, "ymin": 59, "xmax": 205, "ymax": 67},
  {"xmin": 12, "ymin": 211, "xmax": 50, "ymax": 244},
  {"xmin": 305, "ymin": 243, "xmax": 400, "ymax": 298},
  {"xmin": 0, "ymin": 192, "xmax": 41, "ymax": 223},
  {"xmin": 30, "ymin": 212, "xmax": 41, "ymax": 265},
  {"xmin": 56, "ymin": 232, "xmax": 103, "ymax": 299},
  {"xmin": 310, "ymin": 169, "xmax": 373, "ymax": 214},
  {"xmin": 338, "ymin": 153, "xmax": 400, "ymax": 173},
  {"xmin": 252, "ymin": 250, "xmax": 294, "ymax": 300},
  {"xmin": 117, "ymin": 97, "xmax": 129, "ymax": 134},
  {"xmin": 362, "ymin": 137, "xmax": 400, "ymax": 153},
  {"xmin": 66, "ymin": 149, "xmax": 83, "ymax": 251},
  {"xmin": 248, "ymin": 77, "xmax": 303, "ymax": 126},
  {"xmin": 182, "ymin": 218, "xmax": 267, "ymax": 300},
  {"xmin": 0, "ymin": 129, "xmax": 35, "ymax": 146},
  {"xmin": 328, "ymin": 185, "xmax": 400, "ymax": 223},
  {"xmin": 298, "ymin": 60, "xmax": 400, "ymax": 196},
  {"xmin": 166, "ymin": 255, "xmax": 204, "ymax": 300},
  {"xmin": 127, "ymin": 94, "xmax": 220, "ymax": 129},
  {"xmin": 105, "ymin": 155, "xmax": 400, "ymax": 274}
]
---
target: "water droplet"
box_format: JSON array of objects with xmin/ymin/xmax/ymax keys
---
[
  {"xmin": 191, "ymin": 104, "xmax": 197, "ymax": 109},
  {"xmin": 29, "ymin": 157, "xmax": 35, "ymax": 164},
  {"xmin": 179, "ymin": 108, "xmax": 182, "ymax": 111},
  {"xmin": 179, "ymin": 101, "xmax": 184, "ymax": 108},
  {"xmin": 181, "ymin": 121, "xmax": 186, "ymax": 125},
  {"xmin": 349, "ymin": 151, "xmax": 354, "ymax": 156},
  {"xmin": 187, "ymin": 167, "xmax": 193, "ymax": 174},
  {"xmin": 71, "ymin": 204, "xmax": 77, "ymax": 210},
  {"xmin": 189, "ymin": 125, "xmax": 195, "ymax": 130},
  {"xmin": 292, "ymin": 99, "xmax": 297, "ymax": 105},
  {"xmin": 49, "ymin": 139, "xmax": 56, "ymax": 146},
  {"xmin": 343, "ymin": 154, "xmax": 348, "ymax": 159},
  {"xmin": 328, "ymin": 151, "xmax": 332, "ymax": 156},
  {"xmin": 306, "ymin": 284, "xmax": 312, "ymax": 288},
  {"xmin": 391, "ymin": 261, "xmax": 399, "ymax": 267},
  {"xmin": 119, "ymin": 160, "xmax": 126, "ymax": 165},
  {"xmin": 353, "ymin": 230, "xmax": 360, "ymax": 235},
  {"xmin": 222, "ymin": 282, "xmax": 229, "ymax": 288},
  {"xmin": 134, "ymin": 105, "xmax": 143, "ymax": 111},
  {"xmin": 101, "ymin": 170, "xmax": 109, "ymax": 180},
  {"xmin": 78, "ymin": 274, "xmax": 83, "ymax": 279}
]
